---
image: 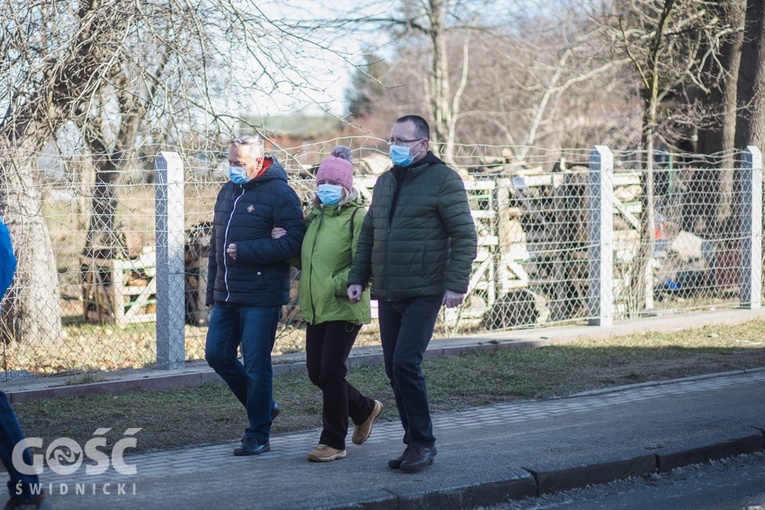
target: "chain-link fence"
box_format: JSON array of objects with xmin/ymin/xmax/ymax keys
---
[{"xmin": 0, "ymin": 142, "xmax": 761, "ymax": 381}]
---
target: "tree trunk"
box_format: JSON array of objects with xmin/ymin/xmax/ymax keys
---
[
  {"xmin": 730, "ymin": 0, "xmax": 765, "ymax": 238},
  {"xmin": 428, "ymin": 0, "xmax": 451, "ymax": 160},
  {"xmin": 628, "ymin": 0, "xmax": 676, "ymax": 315},
  {"xmin": 735, "ymin": 0, "xmax": 765, "ymax": 149},
  {"xmin": 693, "ymin": 0, "xmax": 744, "ymax": 234},
  {"xmin": 0, "ymin": 2, "xmax": 126, "ymax": 345},
  {"xmin": 642, "ymin": 99, "xmax": 657, "ymax": 312},
  {"xmin": 0, "ymin": 154, "xmax": 62, "ymax": 345},
  {"xmin": 84, "ymin": 157, "xmax": 127, "ymax": 260},
  {"xmin": 84, "ymin": 169, "xmax": 126, "ymax": 259}
]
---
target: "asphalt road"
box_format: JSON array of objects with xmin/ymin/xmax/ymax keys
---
[{"xmin": 491, "ymin": 452, "xmax": 765, "ymax": 510}]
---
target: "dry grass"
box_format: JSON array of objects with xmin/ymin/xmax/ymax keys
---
[{"xmin": 1, "ymin": 320, "xmax": 383, "ymax": 377}]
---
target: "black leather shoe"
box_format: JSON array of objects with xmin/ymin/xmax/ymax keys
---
[
  {"xmin": 233, "ymin": 438, "xmax": 270, "ymax": 456},
  {"xmin": 388, "ymin": 447, "xmax": 411, "ymax": 469},
  {"xmin": 271, "ymin": 402, "xmax": 281, "ymax": 421},
  {"xmin": 399, "ymin": 446, "xmax": 437, "ymax": 472}
]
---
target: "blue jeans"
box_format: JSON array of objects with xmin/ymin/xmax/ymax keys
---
[
  {"xmin": 0, "ymin": 391, "xmax": 41, "ymax": 501},
  {"xmin": 205, "ymin": 303, "xmax": 280, "ymax": 441},
  {"xmin": 378, "ymin": 295, "xmax": 442, "ymax": 448}
]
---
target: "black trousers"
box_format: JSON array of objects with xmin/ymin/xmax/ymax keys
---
[
  {"xmin": 378, "ymin": 295, "xmax": 442, "ymax": 448},
  {"xmin": 306, "ymin": 321, "xmax": 375, "ymax": 450}
]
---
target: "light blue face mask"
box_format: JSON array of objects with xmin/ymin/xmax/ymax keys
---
[
  {"xmin": 229, "ymin": 166, "xmax": 249, "ymax": 184},
  {"xmin": 389, "ymin": 144, "xmax": 417, "ymax": 167},
  {"xmin": 317, "ymin": 183, "xmax": 344, "ymax": 205}
]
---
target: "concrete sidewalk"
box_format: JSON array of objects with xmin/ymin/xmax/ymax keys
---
[{"xmin": 41, "ymin": 368, "xmax": 765, "ymax": 509}]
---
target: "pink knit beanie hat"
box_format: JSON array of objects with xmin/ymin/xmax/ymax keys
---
[{"xmin": 316, "ymin": 146, "xmax": 354, "ymax": 192}]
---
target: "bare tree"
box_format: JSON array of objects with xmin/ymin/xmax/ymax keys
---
[
  {"xmin": 609, "ymin": 0, "xmax": 732, "ymax": 312},
  {"xmin": 691, "ymin": 0, "xmax": 745, "ymax": 232},
  {"xmin": 347, "ymin": 52, "xmax": 390, "ymax": 119},
  {"xmin": 339, "ymin": 0, "xmax": 492, "ymax": 163},
  {"xmin": 0, "ymin": 0, "xmax": 366, "ymax": 344},
  {"xmin": 0, "ymin": 1, "xmax": 132, "ymax": 343},
  {"xmin": 349, "ymin": 1, "xmax": 641, "ymax": 162},
  {"xmin": 734, "ymin": 0, "xmax": 765, "ymax": 148}
]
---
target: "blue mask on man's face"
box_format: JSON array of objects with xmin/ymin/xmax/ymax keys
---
[
  {"xmin": 229, "ymin": 165, "xmax": 249, "ymax": 184},
  {"xmin": 389, "ymin": 144, "xmax": 415, "ymax": 167},
  {"xmin": 388, "ymin": 140, "xmax": 422, "ymax": 166}
]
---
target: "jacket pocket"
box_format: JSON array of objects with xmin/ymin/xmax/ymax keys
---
[{"xmin": 253, "ymin": 268, "xmax": 267, "ymax": 290}]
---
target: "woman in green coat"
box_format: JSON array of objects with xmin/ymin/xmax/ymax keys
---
[{"xmin": 274, "ymin": 146, "xmax": 382, "ymax": 462}]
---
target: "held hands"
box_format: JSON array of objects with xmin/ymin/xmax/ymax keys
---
[
  {"xmin": 442, "ymin": 289, "xmax": 465, "ymax": 308},
  {"xmin": 228, "ymin": 228, "xmax": 285, "ymax": 261},
  {"xmin": 347, "ymin": 284, "xmax": 363, "ymax": 303}
]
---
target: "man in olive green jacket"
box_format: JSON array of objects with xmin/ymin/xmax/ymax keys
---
[{"xmin": 348, "ymin": 115, "xmax": 477, "ymax": 473}]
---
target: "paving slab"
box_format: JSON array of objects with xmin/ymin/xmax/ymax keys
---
[{"xmin": 33, "ymin": 369, "xmax": 765, "ymax": 510}]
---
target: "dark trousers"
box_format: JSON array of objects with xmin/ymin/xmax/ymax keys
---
[
  {"xmin": 306, "ymin": 321, "xmax": 375, "ymax": 450},
  {"xmin": 0, "ymin": 391, "xmax": 41, "ymax": 501},
  {"xmin": 378, "ymin": 295, "xmax": 442, "ymax": 447}
]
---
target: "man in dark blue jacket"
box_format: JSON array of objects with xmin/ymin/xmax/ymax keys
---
[{"xmin": 205, "ymin": 135, "xmax": 305, "ymax": 456}]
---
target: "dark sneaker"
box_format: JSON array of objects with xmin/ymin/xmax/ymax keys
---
[
  {"xmin": 387, "ymin": 446, "xmax": 411, "ymax": 469},
  {"xmin": 4, "ymin": 491, "xmax": 52, "ymax": 510},
  {"xmin": 271, "ymin": 402, "xmax": 281, "ymax": 421},
  {"xmin": 352, "ymin": 400, "xmax": 383, "ymax": 445},
  {"xmin": 233, "ymin": 438, "xmax": 270, "ymax": 456},
  {"xmin": 399, "ymin": 446, "xmax": 437, "ymax": 472}
]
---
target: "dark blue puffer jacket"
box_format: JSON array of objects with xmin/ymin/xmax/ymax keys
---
[{"xmin": 206, "ymin": 158, "xmax": 306, "ymax": 306}]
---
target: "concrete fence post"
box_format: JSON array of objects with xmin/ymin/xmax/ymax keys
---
[
  {"xmin": 155, "ymin": 152, "xmax": 186, "ymax": 369},
  {"xmin": 588, "ymin": 146, "xmax": 614, "ymax": 326},
  {"xmin": 740, "ymin": 146, "xmax": 762, "ymax": 309}
]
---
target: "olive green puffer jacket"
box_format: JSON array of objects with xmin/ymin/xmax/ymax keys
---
[
  {"xmin": 297, "ymin": 196, "xmax": 371, "ymax": 325},
  {"xmin": 348, "ymin": 154, "xmax": 477, "ymax": 300}
]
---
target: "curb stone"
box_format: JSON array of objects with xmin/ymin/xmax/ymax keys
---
[
  {"xmin": 327, "ymin": 428, "xmax": 765, "ymax": 509},
  {"xmin": 655, "ymin": 430, "xmax": 764, "ymax": 472},
  {"xmin": 325, "ymin": 470, "xmax": 537, "ymax": 510},
  {"xmin": 526, "ymin": 454, "xmax": 658, "ymax": 496}
]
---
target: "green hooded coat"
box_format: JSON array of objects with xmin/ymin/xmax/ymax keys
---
[{"xmin": 297, "ymin": 197, "xmax": 371, "ymax": 325}]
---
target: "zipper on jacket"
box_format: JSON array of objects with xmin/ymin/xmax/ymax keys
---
[
  {"xmin": 385, "ymin": 174, "xmax": 406, "ymax": 298},
  {"xmin": 222, "ymin": 186, "xmax": 245, "ymax": 302},
  {"xmin": 308, "ymin": 211, "xmax": 324, "ymax": 322},
  {"xmin": 385, "ymin": 166, "xmax": 428, "ymax": 298}
]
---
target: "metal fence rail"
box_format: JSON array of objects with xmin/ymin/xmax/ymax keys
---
[{"xmin": 0, "ymin": 143, "xmax": 761, "ymax": 381}]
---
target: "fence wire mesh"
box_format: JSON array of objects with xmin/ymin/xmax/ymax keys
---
[{"xmin": 0, "ymin": 142, "xmax": 759, "ymax": 381}]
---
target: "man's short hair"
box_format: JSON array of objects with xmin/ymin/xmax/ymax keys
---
[
  {"xmin": 395, "ymin": 115, "xmax": 430, "ymax": 140},
  {"xmin": 230, "ymin": 134, "xmax": 265, "ymax": 158}
]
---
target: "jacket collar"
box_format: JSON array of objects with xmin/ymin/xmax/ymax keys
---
[
  {"xmin": 391, "ymin": 151, "xmax": 444, "ymax": 179},
  {"xmin": 240, "ymin": 157, "xmax": 288, "ymax": 188}
]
